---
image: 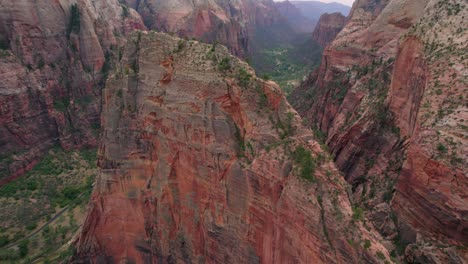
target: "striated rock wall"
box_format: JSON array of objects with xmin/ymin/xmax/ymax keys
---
[
  {"xmin": 290, "ymin": 0, "xmax": 467, "ymax": 262},
  {"xmin": 0, "ymin": 0, "xmax": 146, "ymax": 184},
  {"xmin": 311, "ymin": 13, "xmax": 346, "ymax": 47},
  {"xmin": 74, "ymin": 31, "xmax": 391, "ymax": 263}
]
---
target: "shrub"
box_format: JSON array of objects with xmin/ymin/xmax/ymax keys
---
[
  {"xmin": 121, "ymin": 5, "xmax": 129, "ymax": 18},
  {"xmin": 376, "ymin": 250, "xmax": 386, "ymax": 260},
  {"xmin": 62, "ymin": 186, "xmax": 80, "ymax": 201},
  {"xmin": 218, "ymin": 57, "xmax": 231, "ymax": 71},
  {"xmin": 53, "ymin": 98, "xmax": 70, "ymax": 112},
  {"xmin": 437, "ymin": 143, "xmax": 447, "ymax": 153},
  {"xmin": 68, "ymin": 4, "xmax": 81, "ymax": 36},
  {"xmin": 279, "ymin": 112, "xmax": 295, "ymax": 139},
  {"xmin": 236, "ymin": 68, "xmax": 252, "ymax": 88},
  {"xmin": 18, "ymin": 240, "xmax": 29, "ymax": 258},
  {"xmin": 0, "ymin": 248, "xmax": 19, "ymax": 261},
  {"xmin": 352, "ymin": 207, "xmax": 364, "ymax": 221},
  {"xmin": 293, "ymin": 146, "xmax": 316, "ymax": 182},
  {"xmin": 80, "ymin": 149, "xmax": 97, "ymax": 167},
  {"xmin": 37, "ymin": 57, "xmax": 45, "ymax": 69},
  {"xmin": 0, "ymin": 235, "xmax": 9, "ymax": 247},
  {"xmin": 262, "ymin": 74, "xmax": 271, "ymax": 81},
  {"xmin": 0, "ymin": 38, "xmax": 9, "ymax": 50},
  {"xmin": 210, "ymin": 42, "xmax": 217, "ymax": 52},
  {"xmin": 364, "ymin": 239, "xmax": 371, "ymax": 249},
  {"xmin": 26, "ymin": 223, "xmax": 37, "ymax": 231},
  {"xmin": 173, "ymin": 40, "xmax": 186, "ymax": 53},
  {"xmin": 313, "ymin": 128, "xmax": 327, "ymax": 144}
]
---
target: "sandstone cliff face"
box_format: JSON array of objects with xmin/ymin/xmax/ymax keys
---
[
  {"xmin": 122, "ymin": 0, "xmax": 294, "ymax": 58},
  {"xmin": 74, "ymin": 31, "xmax": 391, "ymax": 263},
  {"xmin": 290, "ymin": 0, "xmax": 467, "ymax": 262},
  {"xmin": 0, "ymin": 0, "xmax": 145, "ymax": 184},
  {"xmin": 311, "ymin": 13, "xmax": 346, "ymax": 47}
]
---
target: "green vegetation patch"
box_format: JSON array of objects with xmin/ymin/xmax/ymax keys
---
[
  {"xmin": 236, "ymin": 68, "xmax": 252, "ymax": 88},
  {"xmin": 218, "ymin": 57, "xmax": 231, "ymax": 72},
  {"xmin": 67, "ymin": 4, "xmax": 81, "ymax": 36},
  {"xmin": 0, "ymin": 146, "xmax": 97, "ymax": 262},
  {"xmin": 53, "ymin": 98, "xmax": 70, "ymax": 112},
  {"xmin": 292, "ymin": 146, "xmax": 316, "ymax": 182},
  {"xmin": 251, "ymin": 34, "xmax": 323, "ymax": 95}
]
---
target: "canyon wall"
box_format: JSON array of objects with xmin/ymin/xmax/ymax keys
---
[
  {"xmin": 290, "ymin": 0, "xmax": 467, "ymax": 262},
  {"xmin": 0, "ymin": 0, "xmax": 145, "ymax": 184},
  {"xmin": 122, "ymin": 0, "xmax": 294, "ymax": 58},
  {"xmin": 311, "ymin": 13, "xmax": 346, "ymax": 47},
  {"xmin": 74, "ymin": 31, "xmax": 391, "ymax": 263}
]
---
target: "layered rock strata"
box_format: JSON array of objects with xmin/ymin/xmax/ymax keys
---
[{"xmin": 74, "ymin": 31, "xmax": 390, "ymax": 263}]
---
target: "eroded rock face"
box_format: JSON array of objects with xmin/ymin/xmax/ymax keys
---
[
  {"xmin": 311, "ymin": 13, "xmax": 346, "ymax": 47},
  {"xmin": 0, "ymin": 0, "xmax": 146, "ymax": 184},
  {"xmin": 122, "ymin": 0, "xmax": 293, "ymax": 57},
  {"xmin": 290, "ymin": 0, "xmax": 468, "ymax": 261},
  {"xmin": 74, "ymin": 31, "xmax": 390, "ymax": 263}
]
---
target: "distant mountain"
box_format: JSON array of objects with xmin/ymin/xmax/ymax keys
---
[
  {"xmin": 275, "ymin": 1, "xmax": 317, "ymax": 32},
  {"xmin": 290, "ymin": 1, "xmax": 351, "ymax": 21},
  {"xmin": 311, "ymin": 12, "xmax": 346, "ymax": 47}
]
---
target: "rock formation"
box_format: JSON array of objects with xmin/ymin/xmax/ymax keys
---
[
  {"xmin": 74, "ymin": 31, "xmax": 391, "ymax": 263},
  {"xmin": 312, "ymin": 13, "xmax": 346, "ymax": 47},
  {"xmin": 0, "ymin": 0, "xmax": 145, "ymax": 184},
  {"xmin": 121, "ymin": 0, "xmax": 295, "ymax": 58},
  {"xmin": 290, "ymin": 0, "xmax": 467, "ymax": 262},
  {"xmin": 275, "ymin": 0, "xmax": 317, "ymax": 33}
]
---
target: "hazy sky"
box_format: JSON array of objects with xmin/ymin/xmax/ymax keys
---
[{"xmin": 273, "ymin": 0, "xmax": 355, "ymax": 7}]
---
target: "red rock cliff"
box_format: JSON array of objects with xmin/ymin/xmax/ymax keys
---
[
  {"xmin": 290, "ymin": 0, "xmax": 467, "ymax": 262},
  {"xmin": 0, "ymin": 0, "xmax": 146, "ymax": 184},
  {"xmin": 311, "ymin": 12, "xmax": 346, "ymax": 47},
  {"xmin": 74, "ymin": 31, "xmax": 391, "ymax": 263}
]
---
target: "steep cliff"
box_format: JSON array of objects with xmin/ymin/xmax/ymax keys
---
[
  {"xmin": 290, "ymin": 0, "xmax": 467, "ymax": 262},
  {"xmin": 312, "ymin": 13, "xmax": 347, "ymax": 47},
  {"xmin": 0, "ymin": 0, "xmax": 145, "ymax": 184},
  {"xmin": 74, "ymin": 31, "xmax": 391, "ymax": 263}
]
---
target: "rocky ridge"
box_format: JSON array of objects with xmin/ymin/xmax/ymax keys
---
[
  {"xmin": 74, "ymin": 31, "xmax": 391, "ymax": 263},
  {"xmin": 311, "ymin": 12, "xmax": 347, "ymax": 47},
  {"xmin": 290, "ymin": 0, "xmax": 467, "ymax": 262}
]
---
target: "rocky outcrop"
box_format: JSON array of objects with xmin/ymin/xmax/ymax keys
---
[
  {"xmin": 0, "ymin": 0, "xmax": 146, "ymax": 184},
  {"xmin": 290, "ymin": 0, "xmax": 467, "ymax": 261},
  {"xmin": 74, "ymin": 31, "xmax": 391, "ymax": 263},
  {"xmin": 312, "ymin": 13, "xmax": 346, "ymax": 47}
]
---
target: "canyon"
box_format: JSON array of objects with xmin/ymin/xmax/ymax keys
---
[{"xmin": 0, "ymin": 0, "xmax": 466, "ymax": 263}]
